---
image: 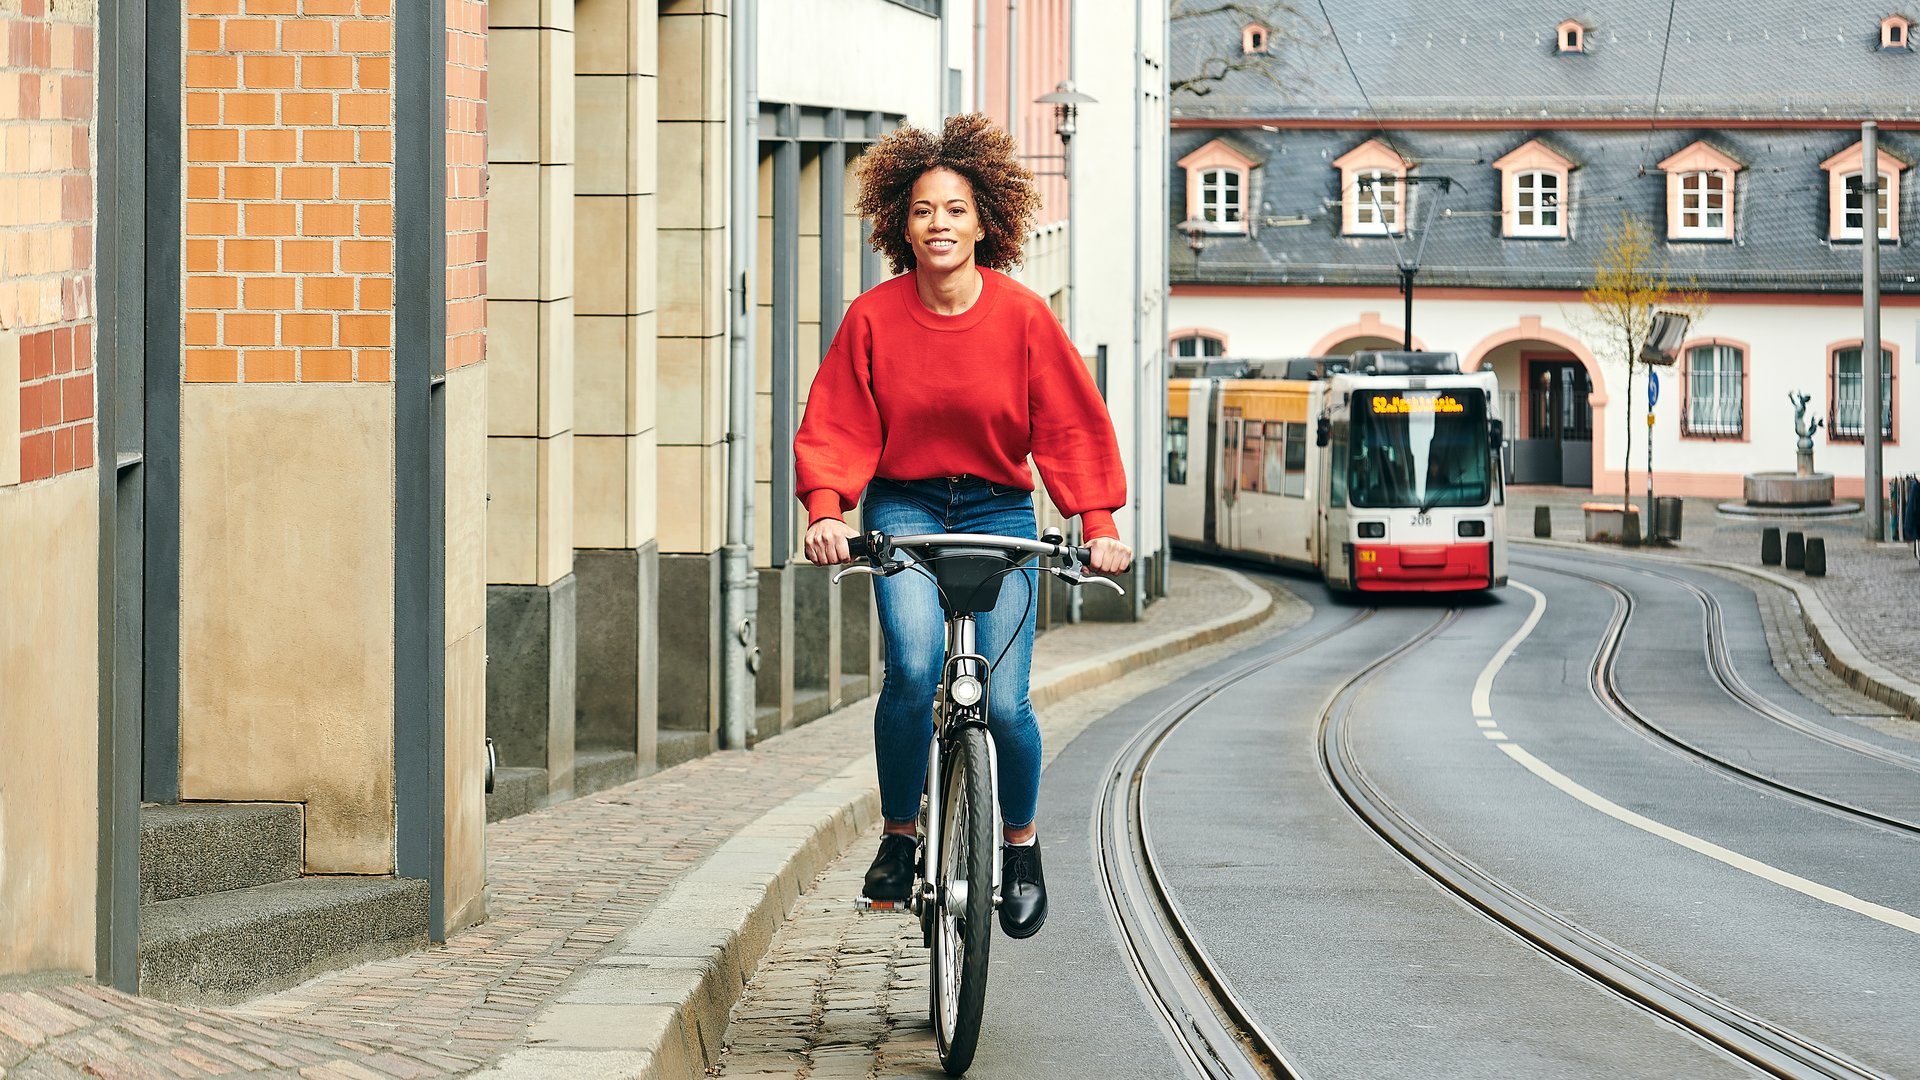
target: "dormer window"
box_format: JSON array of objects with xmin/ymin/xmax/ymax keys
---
[
  {"xmin": 1556, "ymin": 19, "xmax": 1586, "ymax": 53},
  {"xmin": 1493, "ymin": 138, "xmax": 1576, "ymax": 238},
  {"xmin": 1821, "ymin": 139, "xmax": 1906, "ymax": 242},
  {"xmin": 1657, "ymin": 140, "xmax": 1743, "ymax": 241},
  {"xmin": 1333, "ymin": 138, "xmax": 1410, "ymax": 236},
  {"xmin": 1178, "ymin": 136, "xmax": 1263, "ymax": 235},
  {"xmin": 1882, "ymin": 14, "xmax": 1912, "ymax": 49},
  {"xmin": 1243, "ymin": 23, "xmax": 1270, "ymax": 55}
]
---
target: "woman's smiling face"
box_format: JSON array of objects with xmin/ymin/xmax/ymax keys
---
[{"xmin": 905, "ymin": 167, "xmax": 985, "ymax": 274}]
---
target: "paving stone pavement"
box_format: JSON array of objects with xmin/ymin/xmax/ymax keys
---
[
  {"xmin": 0, "ymin": 563, "xmax": 1273, "ymax": 1080},
  {"xmin": 1510, "ymin": 486, "xmax": 1920, "ymax": 703},
  {"xmin": 712, "ymin": 581, "xmax": 1313, "ymax": 1080}
]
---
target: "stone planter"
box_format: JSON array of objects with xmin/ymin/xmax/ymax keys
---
[{"xmin": 1582, "ymin": 502, "xmax": 1641, "ymax": 543}]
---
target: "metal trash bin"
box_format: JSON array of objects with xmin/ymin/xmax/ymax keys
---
[{"xmin": 1652, "ymin": 496, "xmax": 1684, "ymax": 543}]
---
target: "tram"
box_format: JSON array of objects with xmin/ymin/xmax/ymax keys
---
[{"xmin": 1167, "ymin": 351, "xmax": 1507, "ymax": 592}]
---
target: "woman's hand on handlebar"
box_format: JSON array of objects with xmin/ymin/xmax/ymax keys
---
[
  {"xmin": 1088, "ymin": 536, "xmax": 1133, "ymax": 575},
  {"xmin": 805, "ymin": 518, "xmax": 861, "ymax": 565}
]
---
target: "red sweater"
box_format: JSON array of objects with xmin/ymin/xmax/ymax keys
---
[{"xmin": 794, "ymin": 268, "xmax": 1127, "ymax": 541}]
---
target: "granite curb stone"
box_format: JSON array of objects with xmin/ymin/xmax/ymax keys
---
[
  {"xmin": 1516, "ymin": 538, "xmax": 1920, "ymax": 721},
  {"xmin": 467, "ymin": 567, "xmax": 1273, "ymax": 1080}
]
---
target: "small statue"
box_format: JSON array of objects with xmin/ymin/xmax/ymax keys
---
[{"xmin": 1789, "ymin": 391, "xmax": 1822, "ymax": 476}]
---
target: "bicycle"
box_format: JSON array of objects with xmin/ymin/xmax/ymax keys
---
[{"xmin": 833, "ymin": 526, "xmax": 1122, "ymax": 1076}]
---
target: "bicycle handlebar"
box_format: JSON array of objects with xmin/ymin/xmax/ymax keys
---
[{"xmin": 847, "ymin": 530, "xmax": 1091, "ymax": 564}]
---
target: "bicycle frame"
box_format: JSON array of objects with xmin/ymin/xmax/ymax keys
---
[{"xmin": 919, "ymin": 613, "xmax": 1003, "ymax": 920}]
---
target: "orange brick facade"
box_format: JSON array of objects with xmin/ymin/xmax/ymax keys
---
[
  {"xmin": 445, "ymin": 0, "xmax": 485, "ymax": 371},
  {"xmin": 182, "ymin": 0, "xmax": 396, "ymax": 384},
  {"xmin": 3, "ymin": 0, "xmax": 96, "ymax": 483}
]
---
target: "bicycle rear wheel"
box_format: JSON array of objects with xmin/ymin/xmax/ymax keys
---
[{"xmin": 930, "ymin": 724, "xmax": 994, "ymax": 1075}]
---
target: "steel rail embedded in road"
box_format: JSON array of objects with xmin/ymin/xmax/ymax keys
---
[
  {"xmin": 1321, "ymin": 607, "xmax": 1893, "ymax": 1080},
  {"xmin": 1093, "ymin": 604, "xmax": 1374, "ymax": 1080},
  {"xmin": 1518, "ymin": 554, "xmax": 1920, "ymax": 840}
]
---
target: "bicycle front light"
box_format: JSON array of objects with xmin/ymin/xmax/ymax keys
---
[{"xmin": 949, "ymin": 675, "xmax": 983, "ymax": 707}]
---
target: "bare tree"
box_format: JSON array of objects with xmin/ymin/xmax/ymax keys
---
[
  {"xmin": 1170, "ymin": 1, "xmax": 1304, "ymax": 98},
  {"xmin": 1576, "ymin": 211, "xmax": 1707, "ymax": 540}
]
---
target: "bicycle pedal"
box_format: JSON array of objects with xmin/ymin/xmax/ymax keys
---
[{"xmin": 855, "ymin": 897, "xmax": 911, "ymax": 914}]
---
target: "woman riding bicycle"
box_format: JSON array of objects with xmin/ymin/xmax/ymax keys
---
[{"xmin": 794, "ymin": 114, "xmax": 1132, "ymax": 939}]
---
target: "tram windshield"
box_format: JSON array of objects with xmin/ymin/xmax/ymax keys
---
[{"xmin": 1347, "ymin": 389, "xmax": 1492, "ymax": 509}]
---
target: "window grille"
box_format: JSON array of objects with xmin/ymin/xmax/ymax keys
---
[
  {"xmin": 1831, "ymin": 346, "xmax": 1894, "ymax": 440},
  {"xmin": 1684, "ymin": 345, "xmax": 1743, "ymax": 437}
]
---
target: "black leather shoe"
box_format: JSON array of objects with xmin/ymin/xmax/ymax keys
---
[
  {"xmin": 863, "ymin": 832, "xmax": 917, "ymax": 901},
  {"xmin": 999, "ymin": 841, "xmax": 1047, "ymax": 938}
]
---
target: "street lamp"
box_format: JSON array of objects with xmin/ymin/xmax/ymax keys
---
[
  {"xmin": 1034, "ymin": 81, "xmax": 1096, "ymax": 343},
  {"xmin": 1357, "ymin": 174, "xmax": 1458, "ymax": 350}
]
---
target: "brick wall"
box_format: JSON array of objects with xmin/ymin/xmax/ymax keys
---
[
  {"xmin": 445, "ymin": 0, "xmax": 485, "ymax": 370},
  {"xmin": 2, "ymin": 0, "xmax": 96, "ymax": 483},
  {"xmin": 182, "ymin": 0, "xmax": 395, "ymax": 384}
]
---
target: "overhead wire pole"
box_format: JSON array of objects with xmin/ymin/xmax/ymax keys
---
[
  {"xmin": 722, "ymin": 0, "xmax": 760, "ymax": 750},
  {"xmin": 1864, "ymin": 119, "xmax": 1884, "ymax": 542}
]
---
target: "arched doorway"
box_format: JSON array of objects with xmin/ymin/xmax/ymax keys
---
[
  {"xmin": 1465, "ymin": 318, "xmax": 1608, "ymax": 488},
  {"xmin": 1309, "ymin": 312, "xmax": 1425, "ymax": 356}
]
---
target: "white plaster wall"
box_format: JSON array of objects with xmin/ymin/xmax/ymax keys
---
[
  {"xmin": 758, "ymin": 1, "xmax": 944, "ymax": 127},
  {"xmin": 1064, "ymin": 4, "xmax": 1167, "ymax": 563},
  {"xmin": 1171, "ymin": 291, "xmax": 1920, "ymax": 493}
]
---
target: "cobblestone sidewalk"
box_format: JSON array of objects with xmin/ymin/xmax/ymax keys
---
[{"xmin": 0, "ymin": 563, "xmax": 1268, "ymax": 1080}]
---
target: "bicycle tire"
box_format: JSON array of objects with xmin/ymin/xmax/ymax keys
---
[{"xmin": 931, "ymin": 724, "xmax": 994, "ymax": 1075}]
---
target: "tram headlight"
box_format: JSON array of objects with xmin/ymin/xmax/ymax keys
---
[
  {"xmin": 1458, "ymin": 519, "xmax": 1487, "ymax": 538},
  {"xmin": 1357, "ymin": 521, "xmax": 1386, "ymax": 539},
  {"xmin": 949, "ymin": 675, "xmax": 983, "ymax": 707}
]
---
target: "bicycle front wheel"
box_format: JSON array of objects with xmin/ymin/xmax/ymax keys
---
[{"xmin": 930, "ymin": 724, "xmax": 994, "ymax": 1075}]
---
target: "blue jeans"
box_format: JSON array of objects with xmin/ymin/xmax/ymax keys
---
[{"xmin": 861, "ymin": 476, "xmax": 1042, "ymax": 829}]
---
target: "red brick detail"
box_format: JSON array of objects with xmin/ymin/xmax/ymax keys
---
[
  {"xmin": 444, "ymin": 0, "xmax": 486, "ymax": 371},
  {"xmin": 183, "ymin": 1, "xmax": 396, "ymax": 383},
  {"xmin": 3, "ymin": 5, "xmax": 97, "ymax": 483}
]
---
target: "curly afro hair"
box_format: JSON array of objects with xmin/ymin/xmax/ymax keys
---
[{"xmin": 856, "ymin": 113, "xmax": 1040, "ymax": 276}]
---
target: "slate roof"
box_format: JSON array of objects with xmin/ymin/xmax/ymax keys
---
[
  {"xmin": 1169, "ymin": 126, "xmax": 1920, "ymax": 293},
  {"xmin": 1172, "ymin": 0, "xmax": 1920, "ymax": 122}
]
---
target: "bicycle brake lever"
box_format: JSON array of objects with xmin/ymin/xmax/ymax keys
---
[
  {"xmin": 1048, "ymin": 566, "xmax": 1126, "ymax": 595},
  {"xmin": 832, "ymin": 562, "xmax": 903, "ymax": 585}
]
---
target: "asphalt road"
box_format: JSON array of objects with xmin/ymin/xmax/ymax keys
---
[{"xmin": 724, "ymin": 548, "xmax": 1920, "ymax": 1078}]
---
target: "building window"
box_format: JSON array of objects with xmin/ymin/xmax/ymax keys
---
[
  {"xmin": 1512, "ymin": 171, "xmax": 1561, "ymax": 236},
  {"xmin": 1831, "ymin": 345, "xmax": 1895, "ymax": 440},
  {"xmin": 1354, "ymin": 171, "xmax": 1400, "ymax": 234},
  {"xmin": 1676, "ymin": 171, "xmax": 1729, "ymax": 237},
  {"xmin": 1199, "ymin": 168, "xmax": 1242, "ymax": 226},
  {"xmin": 1883, "ymin": 14, "xmax": 1912, "ymax": 48},
  {"xmin": 1557, "ymin": 21, "xmax": 1585, "ymax": 53},
  {"xmin": 1841, "ymin": 171, "xmax": 1894, "ymax": 239},
  {"xmin": 1684, "ymin": 344, "xmax": 1744, "ymax": 438},
  {"xmin": 1243, "ymin": 23, "xmax": 1269, "ymax": 54},
  {"xmin": 1167, "ymin": 417, "xmax": 1189, "ymax": 485},
  {"xmin": 1172, "ymin": 333, "xmax": 1226, "ymax": 358}
]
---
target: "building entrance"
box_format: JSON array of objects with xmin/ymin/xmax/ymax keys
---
[{"xmin": 1514, "ymin": 357, "xmax": 1593, "ymax": 487}]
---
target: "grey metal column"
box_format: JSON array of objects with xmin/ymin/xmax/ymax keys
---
[
  {"xmin": 1863, "ymin": 120, "xmax": 1883, "ymax": 542},
  {"xmin": 820, "ymin": 113, "xmax": 846, "ymax": 348},
  {"xmin": 143, "ymin": 0, "xmax": 183, "ymax": 807},
  {"xmin": 95, "ymin": 0, "xmax": 151, "ymax": 992},
  {"xmin": 723, "ymin": 0, "xmax": 761, "ymax": 749},
  {"xmin": 395, "ymin": 0, "xmax": 449, "ymax": 937},
  {"xmin": 771, "ymin": 108, "xmax": 799, "ymax": 567}
]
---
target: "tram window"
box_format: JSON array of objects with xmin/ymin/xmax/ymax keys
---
[
  {"xmin": 1167, "ymin": 417, "xmax": 1189, "ymax": 485},
  {"xmin": 1347, "ymin": 390, "xmax": 1492, "ymax": 509},
  {"xmin": 1262, "ymin": 422, "xmax": 1287, "ymax": 493},
  {"xmin": 1328, "ymin": 425, "xmax": 1347, "ymax": 508},
  {"xmin": 1241, "ymin": 424, "xmax": 1264, "ymax": 492},
  {"xmin": 1284, "ymin": 422, "xmax": 1307, "ymax": 497}
]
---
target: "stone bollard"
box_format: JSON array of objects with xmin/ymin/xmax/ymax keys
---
[
  {"xmin": 1805, "ymin": 537, "xmax": 1826, "ymax": 577},
  {"xmin": 1761, "ymin": 526, "xmax": 1781, "ymax": 565},
  {"xmin": 1621, "ymin": 509, "xmax": 1641, "ymax": 547},
  {"xmin": 1534, "ymin": 505, "xmax": 1552, "ymax": 538},
  {"xmin": 1785, "ymin": 530, "xmax": 1805, "ymax": 570}
]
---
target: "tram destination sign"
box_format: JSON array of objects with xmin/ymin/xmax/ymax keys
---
[{"xmin": 1366, "ymin": 393, "xmax": 1467, "ymax": 415}]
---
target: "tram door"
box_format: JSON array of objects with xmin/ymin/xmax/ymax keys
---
[
  {"xmin": 1217, "ymin": 407, "xmax": 1243, "ymax": 550},
  {"xmin": 1515, "ymin": 358, "xmax": 1593, "ymax": 487}
]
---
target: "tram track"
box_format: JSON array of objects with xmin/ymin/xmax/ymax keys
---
[
  {"xmin": 1093, "ymin": 601, "xmax": 1375, "ymax": 1080},
  {"xmin": 1318, "ymin": 605, "xmax": 1894, "ymax": 1080},
  {"xmin": 1514, "ymin": 552, "xmax": 1920, "ymax": 839}
]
